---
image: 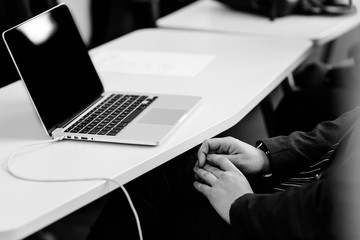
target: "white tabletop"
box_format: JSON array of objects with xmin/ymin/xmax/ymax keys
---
[
  {"xmin": 157, "ymin": 0, "xmax": 360, "ymax": 46},
  {"xmin": 0, "ymin": 28, "xmax": 311, "ymax": 240}
]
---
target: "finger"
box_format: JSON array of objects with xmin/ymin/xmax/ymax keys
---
[
  {"xmin": 203, "ymin": 163, "xmax": 223, "ymax": 178},
  {"xmin": 197, "ymin": 140, "xmax": 211, "ymax": 167},
  {"xmin": 216, "ymin": 154, "xmax": 239, "ymax": 163},
  {"xmin": 197, "ymin": 139, "xmax": 223, "ymax": 167},
  {"xmin": 206, "ymin": 154, "xmax": 238, "ymax": 172},
  {"xmin": 193, "ymin": 181, "xmax": 211, "ymax": 197},
  {"xmin": 194, "ymin": 161, "xmax": 200, "ymax": 180},
  {"xmin": 194, "ymin": 166, "xmax": 217, "ymax": 185}
]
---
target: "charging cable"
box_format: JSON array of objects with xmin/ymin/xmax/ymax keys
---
[{"xmin": 5, "ymin": 138, "xmax": 143, "ymax": 240}]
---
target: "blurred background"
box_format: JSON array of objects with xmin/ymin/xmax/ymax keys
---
[{"xmin": 0, "ymin": 0, "xmax": 196, "ymax": 89}]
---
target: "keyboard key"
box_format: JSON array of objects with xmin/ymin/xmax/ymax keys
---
[
  {"xmin": 66, "ymin": 94, "xmax": 156, "ymax": 137},
  {"xmin": 122, "ymin": 109, "xmax": 143, "ymax": 124}
]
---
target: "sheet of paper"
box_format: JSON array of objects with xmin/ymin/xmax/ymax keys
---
[{"xmin": 92, "ymin": 50, "xmax": 215, "ymax": 77}]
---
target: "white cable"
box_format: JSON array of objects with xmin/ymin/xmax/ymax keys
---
[{"xmin": 5, "ymin": 138, "xmax": 143, "ymax": 240}]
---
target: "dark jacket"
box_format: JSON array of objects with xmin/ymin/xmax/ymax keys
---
[{"xmin": 230, "ymin": 107, "xmax": 360, "ymax": 240}]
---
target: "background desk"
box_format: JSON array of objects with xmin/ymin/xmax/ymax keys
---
[
  {"xmin": 0, "ymin": 28, "xmax": 311, "ymax": 240},
  {"xmin": 157, "ymin": 0, "xmax": 360, "ymax": 47}
]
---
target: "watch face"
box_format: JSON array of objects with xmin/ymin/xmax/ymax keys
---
[
  {"xmin": 256, "ymin": 141, "xmax": 272, "ymax": 177},
  {"xmin": 257, "ymin": 141, "xmax": 270, "ymax": 155}
]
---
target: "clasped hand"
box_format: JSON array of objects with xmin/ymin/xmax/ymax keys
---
[{"xmin": 193, "ymin": 137, "xmax": 269, "ymax": 224}]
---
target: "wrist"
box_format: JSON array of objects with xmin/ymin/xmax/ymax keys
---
[{"xmin": 256, "ymin": 141, "xmax": 272, "ymax": 177}]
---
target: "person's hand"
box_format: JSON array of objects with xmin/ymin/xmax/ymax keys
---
[
  {"xmin": 193, "ymin": 154, "xmax": 253, "ymax": 224},
  {"xmin": 196, "ymin": 137, "xmax": 269, "ymax": 175}
]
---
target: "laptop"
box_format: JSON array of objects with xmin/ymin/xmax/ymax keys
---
[{"xmin": 2, "ymin": 3, "xmax": 201, "ymax": 146}]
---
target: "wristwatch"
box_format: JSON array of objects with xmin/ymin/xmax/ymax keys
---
[{"xmin": 256, "ymin": 141, "xmax": 273, "ymax": 177}]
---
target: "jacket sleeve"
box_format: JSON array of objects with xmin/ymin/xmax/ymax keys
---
[
  {"xmin": 228, "ymin": 107, "xmax": 360, "ymax": 240},
  {"xmin": 230, "ymin": 179, "xmax": 334, "ymax": 240},
  {"xmin": 262, "ymin": 106, "xmax": 360, "ymax": 177}
]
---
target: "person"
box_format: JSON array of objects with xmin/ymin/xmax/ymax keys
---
[
  {"xmin": 87, "ymin": 106, "xmax": 360, "ymax": 240},
  {"xmin": 272, "ymin": 60, "xmax": 360, "ymax": 136},
  {"xmin": 272, "ymin": 43, "xmax": 360, "ymax": 136}
]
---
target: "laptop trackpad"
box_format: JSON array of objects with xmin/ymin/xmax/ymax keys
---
[{"xmin": 138, "ymin": 108, "xmax": 187, "ymax": 126}]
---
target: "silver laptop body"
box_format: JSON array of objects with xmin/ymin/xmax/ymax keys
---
[{"xmin": 3, "ymin": 3, "xmax": 201, "ymax": 146}]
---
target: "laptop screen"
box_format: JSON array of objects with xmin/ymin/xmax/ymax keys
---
[{"xmin": 3, "ymin": 4, "xmax": 104, "ymax": 134}]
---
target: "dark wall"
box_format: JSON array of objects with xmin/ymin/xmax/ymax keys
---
[
  {"xmin": 0, "ymin": 0, "xmax": 58, "ymax": 88},
  {"xmin": 89, "ymin": 0, "xmax": 196, "ymax": 48},
  {"xmin": 0, "ymin": 0, "xmax": 196, "ymax": 88}
]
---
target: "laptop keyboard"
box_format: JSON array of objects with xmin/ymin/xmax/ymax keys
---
[{"xmin": 65, "ymin": 94, "xmax": 157, "ymax": 136}]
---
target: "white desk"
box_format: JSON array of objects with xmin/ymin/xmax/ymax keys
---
[
  {"xmin": 0, "ymin": 28, "xmax": 311, "ymax": 240},
  {"xmin": 157, "ymin": 0, "xmax": 360, "ymax": 46}
]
